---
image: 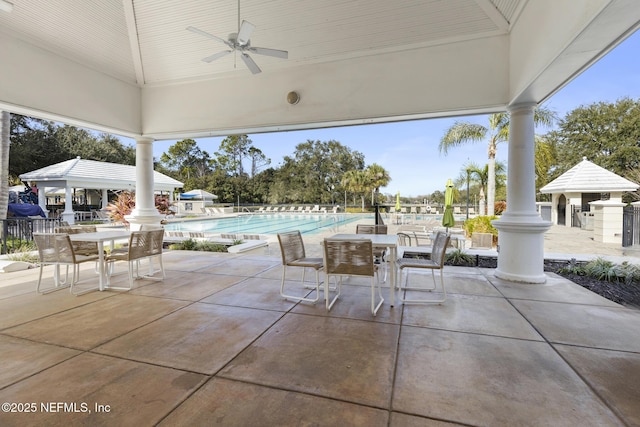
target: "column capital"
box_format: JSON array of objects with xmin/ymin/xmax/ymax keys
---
[
  {"xmin": 134, "ymin": 136, "xmax": 155, "ymax": 145},
  {"xmin": 507, "ymin": 102, "xmax": 537, "ymax": 114}
]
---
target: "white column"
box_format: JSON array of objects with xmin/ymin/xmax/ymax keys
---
[
  {"xmin": 126, "ymin": 137, "xmax": 162, "ymax": 230},
  {"xmin": 37, "ymin": 187, "xmax": 47, "ymax": 216},
  {"xmin": 493, "ymin": 103, "xmax": 551, "ymax": 283},
  {"xmin": 101, "ymin": 188, "xmax": 108, "ymax": 209},
  {"xmin": 62, "ymin": 185, "xmax": 75, "ymax": 225}
]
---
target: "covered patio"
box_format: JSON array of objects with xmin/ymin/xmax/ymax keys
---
[
  {"xmin": 2, "ymin": 2, "xmax": 640, "ymax": 424},
  {"xmin": 1, "ymin": 239, "xmax": 639, "ymax": 425},
  {"xmin": 2, "ymin": 0, "xmax": 640, "ymax": 280}
]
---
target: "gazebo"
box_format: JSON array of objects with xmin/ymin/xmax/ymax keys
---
[
  {"xmin": 540, "ymin": 157, "xmax": 639, "ymax": 227},
  {"xmin": 2, "ymin": 1, "xmax": 640, "ymax": 282},
  {"xmin": 19, "ymin": 157, "xmax": 183, "ymax": 224}
]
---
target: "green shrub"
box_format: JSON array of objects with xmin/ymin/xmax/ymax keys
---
[
  {"xmin": 583, "ymin": 258, "xmax": 618, "ymax": 282},
  {"xmin": 5, "ymin": 239, "xmax": 36, "ymax": 254},
  {"xmin": 445, "ymin": 249, "xmax": 475, "ymax": 266},
  {"xmin": 560, "ymin": 257, "xmax": 640, "ymax": 284},
  {"xmin": 463, "ymin": 215, "xmax": 498, "ymax": 243},
  {"xmin": 6, "ymin": 242, "xmax": 39, "ymax": 263},
  {"xmin": 168, "ymin": 238, "xmax": 228, "ymax": 252}
]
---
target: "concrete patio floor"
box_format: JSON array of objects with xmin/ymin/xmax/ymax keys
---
[{"xmin": 1, "ymin": 244, "xmax": 640, "ymax": 426}]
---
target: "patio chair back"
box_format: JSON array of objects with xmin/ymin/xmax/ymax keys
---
[
  {"xmin": 277, "ymin": 230, "xmax": 307, "ymax": 265},
  {"xmin": 323, "ymin": 238, "xmax": 383, "ymax": 315},
  {"xmin": 33, "ymin": 232, "xmax": 99, "ymax": 294},
  {"xmin": 34, "ymin": 232, "xmax": 76, "ymax": 264},
  {"xmin": 324, "ymin": 238, "xmax": 375, "ymax": 277},
  {"xmin": 55, "ymin": 225, "xmax": 99, "ymax": 255}
]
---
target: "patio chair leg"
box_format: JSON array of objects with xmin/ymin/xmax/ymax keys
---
[
  {"xmin": 280, "ymin": 266, "xmax": 320, "ymax": 303},
  {"xmin": 325, "ymin": 276, "xmax": 341, "ymax": 311},
  {"xmin": 370, "ymin": 277, "xmax": 384, "ymax": 316}
]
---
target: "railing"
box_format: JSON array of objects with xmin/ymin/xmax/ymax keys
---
[
  {"xmin": 622, "ymin": 205, "xmax": 640, "ymax": 247},
  {"xmin": 1, "ymin": 218, "xmax": 63, "ymax": 254}
]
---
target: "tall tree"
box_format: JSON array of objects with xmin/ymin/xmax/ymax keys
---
[
  {"xmin": 544, "ymin": 98, "xmax": 640, "ymax": 178},
  {"xmin": 277, "ymin": 140, "xmax": 365, "ymax": 204},
  {"xmin": 214, "ymin": 135, "xmax": 254, "ymax": 177},
  {"xmin": 365, "ymin": 163, "xmax": 391, "ymax": 204},
  {"xmin": 248, "ymin": 146, "xmax": 270, "ymax": 178},
  {"xmin": 159, "ymin": 138, "xmax": 212, "ymax": 184},
  {"xmin": 341, "ymin": 169, "xmax": 368, "ymax": 211},
  {"xmin": 0, "ymin": 111, "xmax": 9, "ymax": 221},
  {"xmin": 439, "ymin": 107, "xmax": 556, "ymax": 215}
]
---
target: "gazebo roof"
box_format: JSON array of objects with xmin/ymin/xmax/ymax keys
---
[
  {"xmin": 19, "ymin": 157, "xmax": 183, "ymax": 192},
  {"xmin": 540, "ymin": 158, "xmax": 638, "ymax": 194}
]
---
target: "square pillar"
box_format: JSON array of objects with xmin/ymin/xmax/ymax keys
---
[{"xmin": 590, "ymin": 200, "xmax": 625, "ymax": 244}]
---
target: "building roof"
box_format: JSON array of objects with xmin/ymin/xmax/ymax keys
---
[
  {"xmin": 540, "ymin": 158, "xmax": 638, "ymax": 194},
  {"xmin": 19, "ymin": 157, "xmax": 183, "ymax": 192}
]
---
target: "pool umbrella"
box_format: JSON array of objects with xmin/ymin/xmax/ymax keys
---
[
  {"xmin": 395, "ymin": 192, "xmax": 401, "ymax": 212},
  {"xmin": 442, "ymin": 179, "xmax": 455, "ymax": 230}
]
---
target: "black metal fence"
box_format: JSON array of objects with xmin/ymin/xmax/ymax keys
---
[
  {"xmin": 622, "ymin": 205, "xmax": 640, "ymax": 247},
  {"xmin": 1, "ymin": 218, "xmax": 62, "ymax": 254}
]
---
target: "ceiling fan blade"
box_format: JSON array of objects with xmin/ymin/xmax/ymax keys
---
[
  {"xmin": 187, "ymin": 26, "xmax": 233, "ymax": 48},
  {"xmin": 237, "ymin": 20, "xmax": 255, "ymax": 46},
  {"xmin": 241, "ymin": 53, "xmax": 261, "ymax": 74},
  {"xmin": 202, "ymin": 50, "xmax": 233, "ymax": 63},
  {"xmin": 248, "ymin": 47, "xmax": 288, "ymax": 59}
]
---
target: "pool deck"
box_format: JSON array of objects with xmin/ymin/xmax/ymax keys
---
[{"xmin": 1, "ymin": 219, "xmax": 639, "ymax": 426}]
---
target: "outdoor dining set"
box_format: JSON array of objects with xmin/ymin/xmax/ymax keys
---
[
  {"xmin": 33, "ymin": 226, "xmax": 165, "ymax": 296},
  {"xmin": 277, "ymin": 225, "xmax": 450, "ymax": 316},
  {"xmin": 32, "ymin": 222, "xmax": 450, "ymax": 316}
]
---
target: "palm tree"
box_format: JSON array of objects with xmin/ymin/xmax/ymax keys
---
[
  {"xmin": 439, "ymin": 108, "xmax": 556, "ymax": 215},
  {"xmin": 455, "ymin": 161, "xmax": 506, "ymax": 214},
  {"xmin": 341, "ymin": 169, "xmax": 367, "ymax": 212},
  {"xmin": 0, "ymin": 111, "xmax": 9, "ymax": 222},
  {"xmin": 365, "ymin": 163, "xmax": 391, "ymax": 205}
]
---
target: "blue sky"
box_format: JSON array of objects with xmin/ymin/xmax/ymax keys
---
[{"xmin": 149, "ymin": 30, "xmax": 640, "ymax": 197}]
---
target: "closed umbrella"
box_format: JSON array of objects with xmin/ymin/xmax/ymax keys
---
[
  {"xmin": 442, "ymin": 179, "xmax": 455, "ymax": 230},
  {"xmin": 395, "ymin": 192, "xmax": 401, "ymax": 212}
]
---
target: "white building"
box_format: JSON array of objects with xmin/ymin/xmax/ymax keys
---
[
  {"xmin": 540, "ymin": 157, "xmax": 638, "ymax": 228},
  {"xmin": 19, "ymin": 157, "xmax": 183, "ymax": 224}
]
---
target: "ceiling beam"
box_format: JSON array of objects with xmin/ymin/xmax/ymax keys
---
[
  {"xmin": 122, "ymin": 0, "xmax": 145, "ymax": 86},
  {"xmin": 474, "ymin": 0, "xmax": 510, "ymax": 31}
]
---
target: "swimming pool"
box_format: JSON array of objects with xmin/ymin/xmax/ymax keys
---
[{"xmin": 164, "ymin": 213, "xmax": 368, "ymax": 235}]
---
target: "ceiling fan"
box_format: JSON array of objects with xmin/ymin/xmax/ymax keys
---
[{"xmin": 187, "ymin": 5, "xmax": 288, "ymax": 74}]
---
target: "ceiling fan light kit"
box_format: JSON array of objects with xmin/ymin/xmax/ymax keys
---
[{"xmin": 187, "ymin": 2, "xmax": 288, "ymax": 75}]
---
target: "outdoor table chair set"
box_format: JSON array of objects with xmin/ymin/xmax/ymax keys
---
[
  {"xmin": 276, "ymin": 227, "xmax": 451, "ymax": 315},
  {"xmin": 32, "ymin": 228, "xmax": 165, "ymax": 295}
]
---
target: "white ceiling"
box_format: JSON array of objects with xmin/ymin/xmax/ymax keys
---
[{"xmin": 0, "ymin": 0, "xmax": 639, "ymax": 140}]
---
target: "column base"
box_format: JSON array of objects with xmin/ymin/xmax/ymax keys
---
[
  {"xmin": 492, "ymin": 213, "xmax": 551, "ymax": 284},
  {"xmin": 62, "ymin": 211, "xmax": 76, "ymax": 225},
  {"xmin": 125, "ymin": 210, "xmax": 164, "ymax": 231}
]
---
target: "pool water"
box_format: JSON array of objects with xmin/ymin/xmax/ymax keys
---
[{"xmin": 164, "ymin": 213, "xmax": 368, "ymax": 235}]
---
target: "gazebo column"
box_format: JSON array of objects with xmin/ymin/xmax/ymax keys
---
[
  {"xmin": 493, "ymin": 103, "xmax": 551, "ymax": 283},
  {"xmin": 37, "ymin": 187, "xmax": 47, "ymax": 217},
  {"xmin": 126, "ymin": 137, "xmax": 162, "ymax": 230},
  {"xmin": 62, "ymin": 185, "xmax": 75, "ymax": 225},
  {"xmin": 101, "ymin": 188, "xmax": 108, "ymax": 209}
]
